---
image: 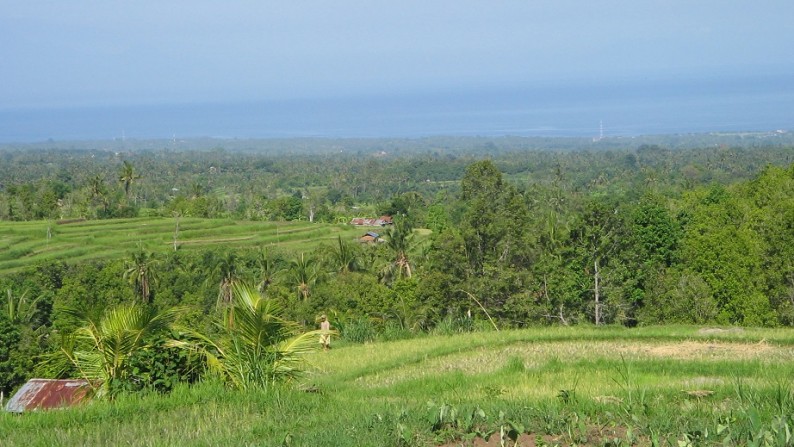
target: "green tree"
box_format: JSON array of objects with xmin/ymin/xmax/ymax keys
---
[
  {"xmin": 678, "ymin": 185, "xmax": 775, "ymax": 325},
  {"xmin": 0, "ymin": 312, "xmax": 24, "ymax": 395},
  {"xmin": 328, "ymin": 236, "xmax": 361, "ymax": 275},
  {"xmin": 118, "ymin": 160, "xmax": 141, "ymax": 199},
  {"xmin": 270, "ymin": 195, "xmax": 303, "ymax": 221},
  {"xmin": 567, "ymin": 198, "xmax": 626, "ymax": 325},
  {"xmin": 460, "ymin": 160, "xmax": 531, "ymax": 272},
  {"xmin": 738, "ymin": 164, "xmax": 794, "ymax": 324},
  {"xmin": 87, "ymin": 173, "xmax": 109, "ymax": 215},
  {"xmin": 212, "ymin": 253, "xmax": 242, "ymax": 307},
  {"xmin": 52, "ymin": 261, "xmax": 135, "ymax": 333},
  {"xmin": 124, "ymin": 249, "xmax": 159, "ymax": 303},
  {"xmin": 630, "ymin": 194, "xmax": 680, "ymax": 268},
  {"xmin": 381, "ymin": 191, "xmax": 426, "ymax": 225},
  {"xmin": 287, "ymin": 253, "xmax": 318, "ymax": 301},
  {"xmin": 255, "ymin": 249, "xmax": 280, "ymax": 293},
  {"xmin": 617, "ymin": 194, "xmax": 682, "ymax": 321},
  {"xmin": 637, "ymin": 269, "xmax": 717, "ymax": 324},
  {"xmin": 382, "ymin": 217, "xmax": 415, "ymax": 280},
  {"xmin": 425, "ymin": 202, "xmax": 450, "ymax": 234},
  {"xmin": 4, "ymin": 288, "xmax": 44, "ymax": 325}
]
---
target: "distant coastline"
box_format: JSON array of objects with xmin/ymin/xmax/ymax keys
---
[
  {"xmin": 1, "ymin": 78, "xmax": 792, "ymax": 144},
  {"xmin": 2, "ymin": 131, "xmax": 792, "ymax": 156}
]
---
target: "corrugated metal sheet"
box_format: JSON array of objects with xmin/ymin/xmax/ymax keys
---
[
  {"xmin": 350, "ymin": 216, "xmax": 393, "ymax": 227},
  {"xmin": 5, "ymin": 379, "xmax": 93, "ymax": 413}
]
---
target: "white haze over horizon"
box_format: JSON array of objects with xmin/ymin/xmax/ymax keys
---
[{"xmin": 1, "ymin": 1, "xmax": 792, "ymax": 141}]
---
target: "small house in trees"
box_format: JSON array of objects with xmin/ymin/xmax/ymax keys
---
[{"xmin": 359, "ymin": 232, "xmax": 381, "ymax": 243}]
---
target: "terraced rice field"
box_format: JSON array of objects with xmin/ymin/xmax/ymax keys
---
[
  {"xmin": 3, "ymin": 325, "xmax": 793, "ymax": 446},
  {"xmin": 0, "ymin": 218, "xmax": 362, "ymax": 274}
]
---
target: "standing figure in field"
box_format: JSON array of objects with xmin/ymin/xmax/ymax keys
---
[{"xmin": 319, "ymin": 314, "xmax": 331, "ymax": 351}]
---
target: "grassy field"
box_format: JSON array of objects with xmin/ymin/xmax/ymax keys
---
[
  {"xmin": 0, "ymin": 218, "xmax": 365, "ymax": 274},
  {"xmin": 3, "ymin": 325, "xmax": 793, "ymax": 446}
]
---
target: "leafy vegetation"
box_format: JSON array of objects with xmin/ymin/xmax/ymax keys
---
[
  {"xmin": 0, "ymin": 135, "xmax": 793, "ymax": 444},
  {"xmin": 171, "ymin": 284, "xmax": 322, "ymax": 390},
  {"xmin": 40, "ymin": 304, "xmax": 181, "ymax": 397},
  {"xmin": 2, "ymin": 326, "xmax": 794, "ymax": 446}
]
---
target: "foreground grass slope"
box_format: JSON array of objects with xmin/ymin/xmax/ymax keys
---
[
  {"xmin": 0, "ymin": 218, "xmax": 362, "ymax": 274},
  {"xmin": 3, "ymin": 325, "xmax": 794, "ymax": 446}
]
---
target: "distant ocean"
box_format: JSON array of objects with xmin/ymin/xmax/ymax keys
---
[{"xmin": 1, "ymin": 76, "xmax": 792, "ymax": 143}]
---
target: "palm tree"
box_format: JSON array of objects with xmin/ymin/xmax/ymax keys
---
[
  {"xmin": 4, "ymin": 288, "xmax": 43, "ymax": 325},
  {"xmin": 189, "ymin": 181, "xmax": 205, "ymax": 199},
  {"xmin": 255, "ymin": 248, "xmax": 279, "ymax": 293},
  {"xmin": 43, "ymin": 305, "xmax": 180, "ymax": 397},
  {"xmin": 170, "ymin": 284, "xmax": 324, "ymax": 390},
  {"xmin": 85, "ymin": 173, "xmax": 110, "ymax": 215},
  {"xmin": 328, "ymin": 236, "xmax": 360, "ymax": 274},
  {"xmin": 88, "ymin": 174, "xmax": 104, "ymax": 198},
  {"xmin": 124, "ymin": 248, "xmax": 159, "ymax": 303},
  {"xmin": 287, "ymin": 253, "xmax": 317, "ymax": 301},
  {"xmin": 384, "ymin": 217, "xmax": 415, "ymax": 279},
  {"xmin": 391, "ymin": 292, "xmax": 433, "ymax": 333},
  {"xmin": 213, "ymin": 252, "xmax": 242, "ymax": 306},
  {"xmin": 118, "ymin": 160, "xmax": 141, "ymax": 199}
]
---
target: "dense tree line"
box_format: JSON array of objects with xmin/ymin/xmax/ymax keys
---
[
  {"xmin": 1, "ymin": 138, "xmax": 793, "ymax": 395},
  {"xmin": 1, "ymin": 137, "xmax": 792, "ymax": 223}
]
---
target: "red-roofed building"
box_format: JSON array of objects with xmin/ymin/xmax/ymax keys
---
[{"xmin": 350, "ymin": 215, "xmax": 393, "ymax": 227}]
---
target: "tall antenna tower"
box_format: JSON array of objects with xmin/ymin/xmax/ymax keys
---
[{"xmin": 593, "ymin": 120, "xmax": 604, "ymax": 142}]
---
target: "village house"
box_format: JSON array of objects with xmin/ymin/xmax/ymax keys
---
[
  {"xmin": 358, "ymin": 231, "xmax": 382, "ymax": 243},
  {"xmin": 349, "ymin": 215, "xmax": 393, "ymax": 227}
]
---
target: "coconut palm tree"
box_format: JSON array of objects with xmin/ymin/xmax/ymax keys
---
[
  {"xmin": 170, "ymin": 284, "xmax": 324, "ymax": 390},
  {"xmin": 255, "ymin": 248, "xmax": 279, "ymax": 293},
  {"xmin": 287, "ymin": 253, "xmax": 317, "ymax": 301},
  {"xmin": 88, "ymin": 174, "xmax": 105, "ymax": 199},
  {"xmin": 328, "ymin": 235, "xmax": 360, "ymax": 274},
  {"xmin": 87, "ymin": 173, "xmax": 109, "ymax": 213},
  {"xmin": 212, "ymin": 252, "xmax": 242, "ymax": 306},
  {"xmin": 383, "ymin": 217, "xmax": 415, "ymax": 279},
  {"xmin": 124, "ymin": 248, "xmax": 159, "ymax": 303},
  {"xmin": 44, "ymin": 305, "xmax": 180, "ymax": 397},
  {"xmin": 3, "ymin": 288, "xmax": 43, "ymax": 325},
  {"xmin": 118, "ymin": 160, "xmax": 141, "ymax": 199}
]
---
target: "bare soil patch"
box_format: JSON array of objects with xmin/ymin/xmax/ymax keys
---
[
  {"xmin": 624, "ymin": 340, "xmax": 774, "ymax": 360},
  {"xmin": 697, "ymin": 327, "xmax": 745, "ymax": 335}
]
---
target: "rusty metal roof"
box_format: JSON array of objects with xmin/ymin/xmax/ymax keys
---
[{"xmin": 5, "ymin": 379, "xmax": 93, "ymax": 413}]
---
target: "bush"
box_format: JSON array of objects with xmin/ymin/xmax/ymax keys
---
[
  {"xmin": 0, "ymin": 313, "xmax": 24, "ymax": 395},
  {"xmin": 339, "ymin": 318, "xmax": 377, "ymax": 344}
]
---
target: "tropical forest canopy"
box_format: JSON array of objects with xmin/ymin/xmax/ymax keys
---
[{"xmin": 1, "ymin": 133, "xmax": 793, "ymax": 395}]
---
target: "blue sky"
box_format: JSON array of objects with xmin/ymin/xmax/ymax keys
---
[{"xmin": 2, "ymin": 1, "xmax": 792, "ymax": 110}]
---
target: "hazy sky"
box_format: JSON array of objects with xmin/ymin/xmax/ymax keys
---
[{"xmin": 2, "ymin": 1, "xmax": 793, "ymax": 109}]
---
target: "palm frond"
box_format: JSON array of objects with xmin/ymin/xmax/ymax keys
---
[
  {"xmin": 57, "ymin": 304, "xmax": 181, "ymax": 397},
  {"xmin": 171, "ymin": 283, "xmax": 320, "ymax": 390}
]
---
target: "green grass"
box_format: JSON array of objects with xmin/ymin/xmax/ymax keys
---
[
  {"xmin": 3, "ymin": 325, "xmax": 794, "ymax": 446},
  {"xmin": 0, "ymin": 218, "xmax": 363, "ymax": 274}
]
